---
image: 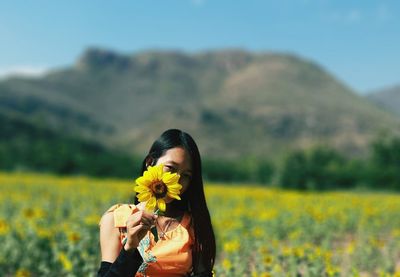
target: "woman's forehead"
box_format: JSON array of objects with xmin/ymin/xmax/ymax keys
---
[{"xmin": 158, "ymin": 147, "xmax": 192, "ymax": 169}]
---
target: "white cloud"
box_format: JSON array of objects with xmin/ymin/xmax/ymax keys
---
[{"xmin": 0, "ymin": 65, "xmax": 49, "ymax": 79}]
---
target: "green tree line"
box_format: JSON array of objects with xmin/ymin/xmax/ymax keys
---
[
  {"xmin": 278, "ymin": 135, "xmax": 400, "ymax": 191},
  {"xmin": 1, "ymin": 113, "xmax": 399, "ymax": 190},
  {"xmin": 0, "ymin": 113, "xmax": 142, "ymax": 178}
]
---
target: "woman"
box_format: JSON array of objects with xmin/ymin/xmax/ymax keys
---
[{"xmin": 98, "ymin": 129, "xmax": 216, "ymax": 277}]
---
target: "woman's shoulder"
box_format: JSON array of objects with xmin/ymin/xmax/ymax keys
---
[{"xmin": 98, "ymin": 210, "xmax": 115, "ymax": 229}]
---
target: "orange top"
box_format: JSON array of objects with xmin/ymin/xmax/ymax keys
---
[{"xmin": 104, "ymin": 204, "xmax": 194, "ymax": 277}]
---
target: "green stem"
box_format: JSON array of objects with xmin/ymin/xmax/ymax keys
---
[{"xmin": 151, "ymin": 209, "xmax": 160, "ymax": 242}]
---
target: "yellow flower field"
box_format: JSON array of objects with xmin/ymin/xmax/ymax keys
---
[{"xmin": 1, "ymin": 171, "xmax": 400, "ymax": 276}]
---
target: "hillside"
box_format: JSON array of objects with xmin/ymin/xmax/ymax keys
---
[
  {"xmin": 0, "ymin": 111, "xmax": 138, "ymax": 177},
  {"xmin": 366, "ymin": 85, "xmax": 400, "ymax": 117},
  {"xmin": 1, "ymin": 48, "xmax": 400, "ymax": 160}
]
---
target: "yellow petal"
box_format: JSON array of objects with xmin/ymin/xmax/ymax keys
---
[
  {"xmin": 167, "ymin": 189, "xmax": 181, "ymax": 196},
  {"xmin": 166, "ymin": 183, "xmax": 182, "ymax": 191},
  {"xmin": 135, "ymin": 176, "xmax": 151, "ymax": 187},
  {"xmin": 156, "ymin": 164, "xmax": 164, "ymax": 180},
  {"xmin": 146, "ymin": 197, "xmax": 156, "ymax": 211},
  {"xmin": 162, "ymin": 172, "xmax": 180, "ymax": 184},
  {"xmin": 157, "ymin": 199, "xmax": 166, "ymax": 212},
  {"xmin": 137, "ymin": 191, "xmax": 152, "ymax": 202},
  {"xmin": 167, "ymin": 192, "xmax": 181, "ymax": 200},
  {"xmin": 134, "ymin": 185, "xmax": 150, "ymax": 193},
  {"xmin": 143, "ymin": 168, "xmax": 155, "ymax": 181},
  {"xmin": 167, "ymin": 185, "xmax": 182, "ymax": 193}
]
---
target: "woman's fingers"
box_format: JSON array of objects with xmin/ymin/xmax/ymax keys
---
[
  {"xmin": 138, "ymin": 210, "xmax": 156, "ymax": 227},
  {"xmin": 125, "ymin": 209, "xmax": 155, "ymax": 232},
  {"xmin": 141, "ymin": 216, "xmax": 154, "ymax": 227},
  {"xmin": 142, "ymin": 210, "xmax": 157, "ymax": 220},
  {"xmin": 126, "ymin": 211, "xmax": 141, "ymax": 227},
  {"xmin": 123, "ymin": 209, "xmax": 158, "ymax": 250},
  {"xmin": 126, "ymin": 210, "xmax": 155, "ymax": 228},
  {"xmin": 123, "ymin": 224, "xmax": 144, "ymax": 251},
  {"xmin": 129, "ymin": 224, "xmax": 144, "ymax": 234}
]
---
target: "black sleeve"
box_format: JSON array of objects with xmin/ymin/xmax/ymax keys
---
[{"xmin": 97, "ymin": 247, "xmax": 143, "ymax": 277}]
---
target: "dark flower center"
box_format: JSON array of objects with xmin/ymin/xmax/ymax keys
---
[{"xmin": 151, "ymin": 181, "xmax": 167, "ymax": 198}]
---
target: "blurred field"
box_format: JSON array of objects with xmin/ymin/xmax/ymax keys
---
[{"xmin": 1, "ymin": 172, "xmax": 400, "ymax": 276}]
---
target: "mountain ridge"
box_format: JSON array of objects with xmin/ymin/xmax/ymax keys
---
[
  {"xmin": 366, "ymin": 84, "xmax": 400, "ymax": 117},
  {"xmin": 1, "ymin": 48, "xmax": 399, "ymax": 160}
]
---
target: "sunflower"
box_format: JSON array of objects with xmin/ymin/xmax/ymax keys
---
[{"xmin": 134, "ymin": 164, "xmax": 182, "ymax": 212}]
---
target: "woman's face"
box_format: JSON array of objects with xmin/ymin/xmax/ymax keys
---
[{"xmin": 155, "ymin": 147, "xmax": 193, "ymax": 203}]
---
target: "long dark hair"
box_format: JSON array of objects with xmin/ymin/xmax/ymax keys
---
[{"xmin": 135, "ymin": 129, "xmax": 216, "ymax": 273}]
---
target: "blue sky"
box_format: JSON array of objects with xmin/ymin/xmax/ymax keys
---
[{"xmin": 0, "ymin": 0, "xmax": 399, "ymax": 94}]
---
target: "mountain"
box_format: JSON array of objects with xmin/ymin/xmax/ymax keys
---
[
  {"xmin": 366, "ymin": 85, "xmax": 400, "ymax": 117},
  {"xmin": 1, "ymin": 48, "xmax": 400, "ymax": 161}
]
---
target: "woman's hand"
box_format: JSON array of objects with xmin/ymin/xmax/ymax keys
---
[{"xmin": 123, "ymin": 209, "xmax": 156, "ymax": 251}]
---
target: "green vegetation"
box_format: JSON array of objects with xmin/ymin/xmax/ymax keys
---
[
  {"xmin": 2, "ymin": 174, "xmax": 400, "ymax": 276},
  {"xmin": 1, "ymin": 49, "xmax": 400, "ymax": 188},
  {"xmin": 2, "ymin": 108, "xmax": 399, "ymax": 191},
  {"xmin": 0, "ymin": 113, "xmax": 142, "ymax": 178},
  {"xmin": 1, "ymin": 48, "xmax": 400, "ymax": 161},
  {"xmin": 278, "ymin": 135, "xmax": 400, "ymax": 191},
  {"xmin": 203, "ymin": 158, "xmax": 274, "ymax": 184},
  {"xmin": 279, "ymin": 147, "xmax": 359, "ymax": 190},
  {"xmin": 367, "ymin": 134, "xmax": 400, "ymax": 190}
]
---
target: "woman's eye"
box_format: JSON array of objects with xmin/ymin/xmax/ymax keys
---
[
  {"xmin": 182, "ymin": 173, "xmax": 192, "ymax": 180},
  {"xmin": 164, "ymin": 165, "xmax": 175, "ymax": 172}
]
